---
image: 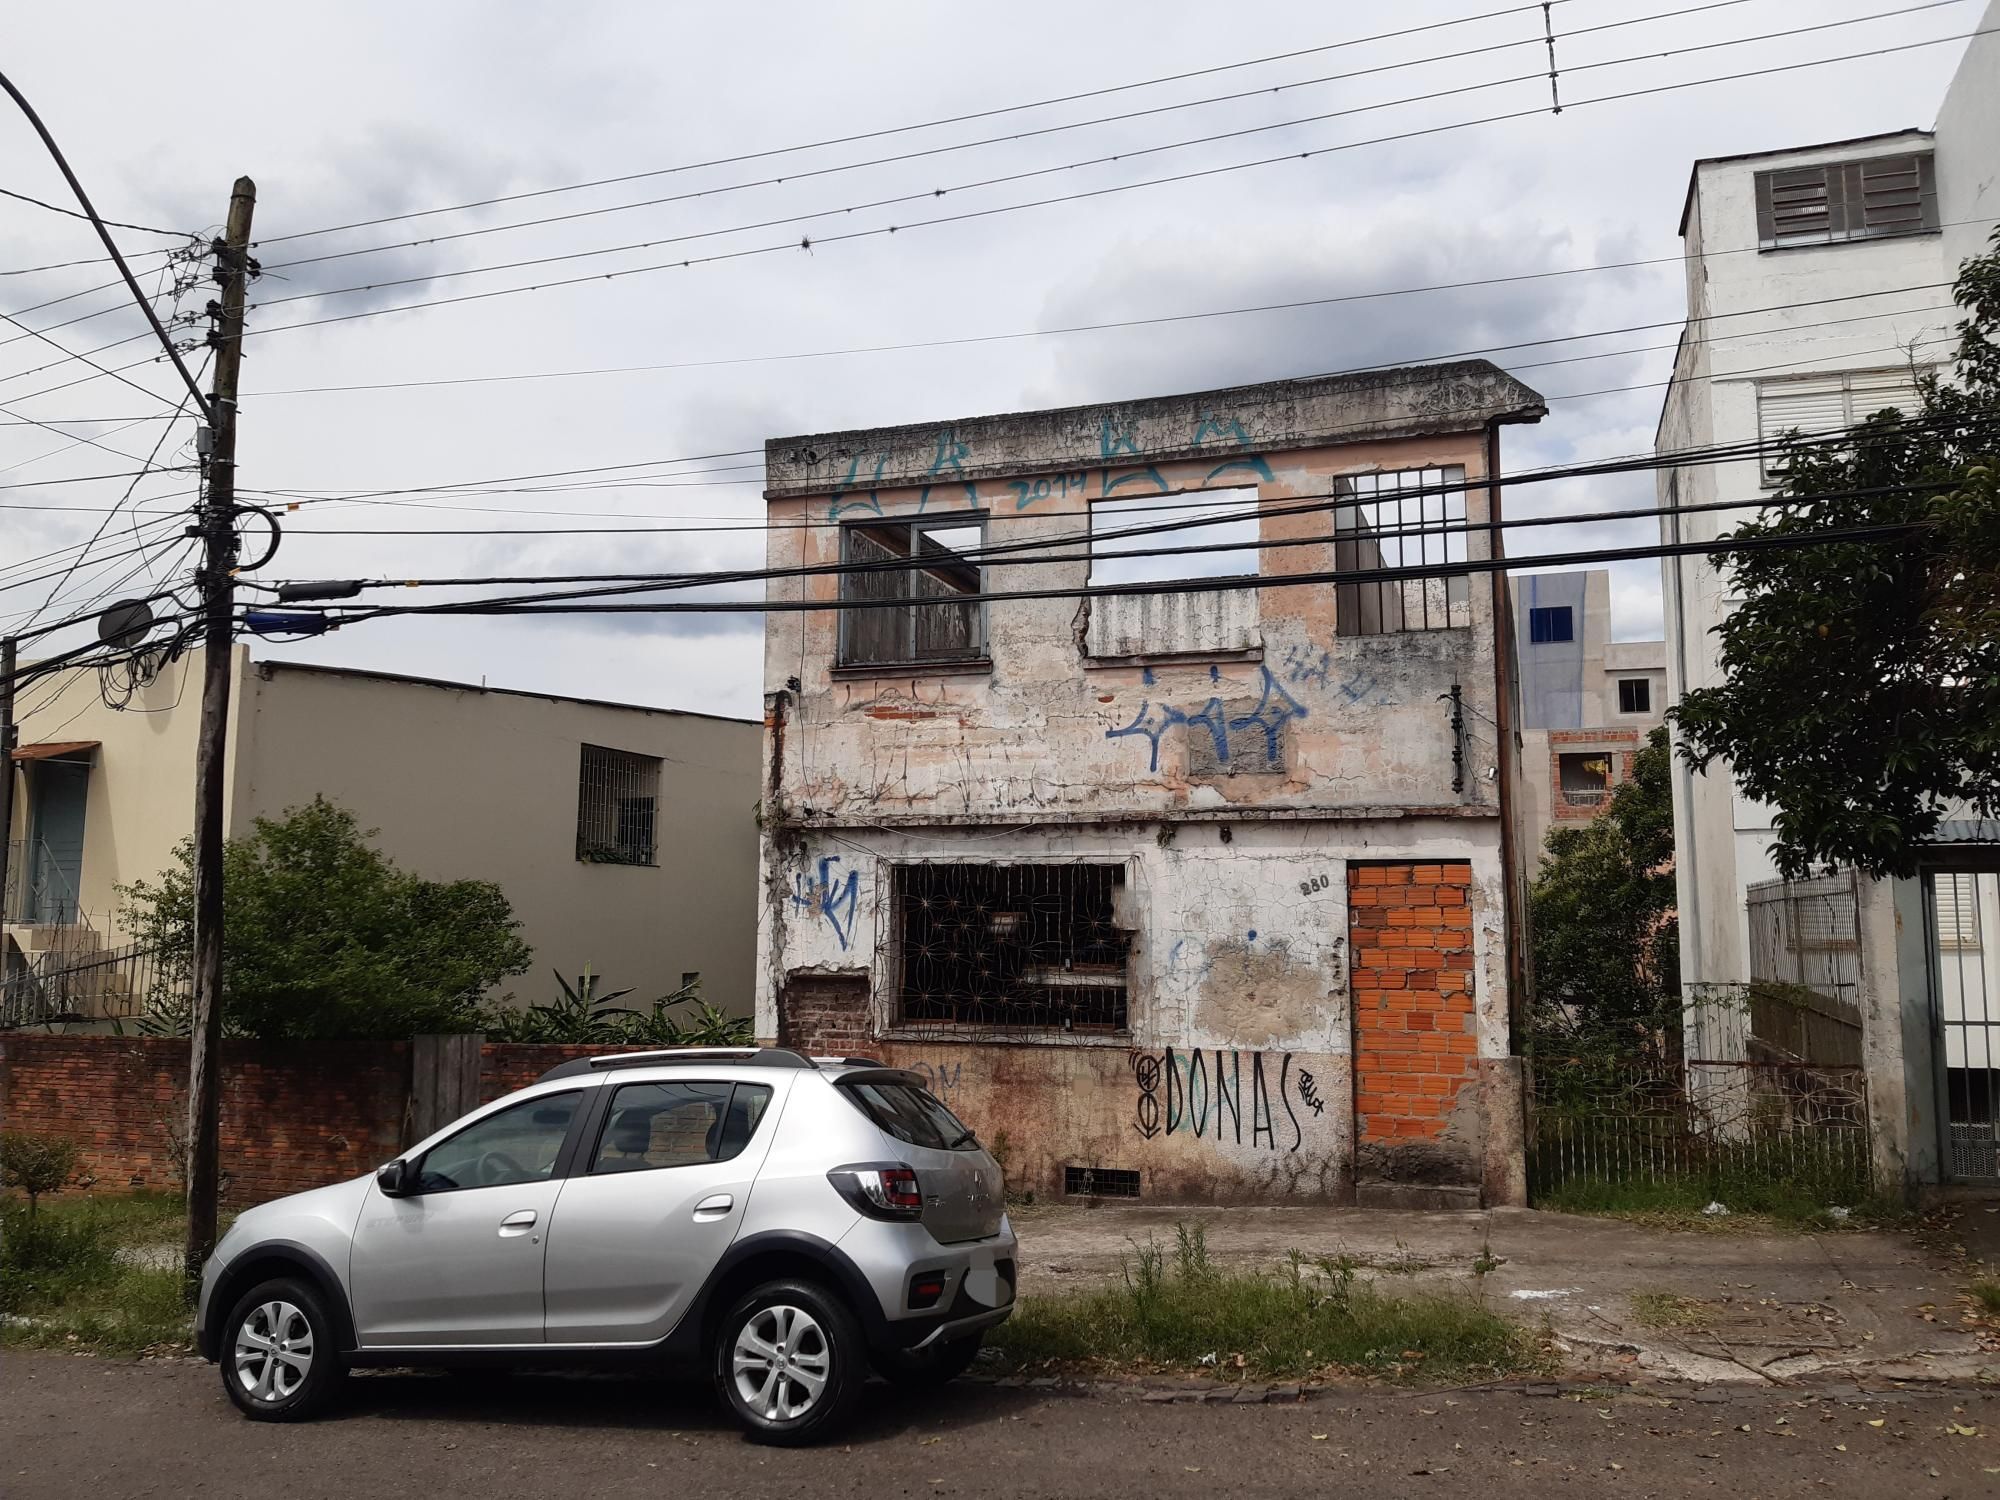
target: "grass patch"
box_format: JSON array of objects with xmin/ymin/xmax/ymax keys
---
[
  {"xmin": 1535, "ymin": 1173, "xmax": 1899, "ymax": 1231},
  {"xmin": 1969, "ymin": 1280, "xmax": 2000, "ymax": 1316},
  {"xmin": 1627, "ymin": 1291, "xmax": 1707, "ymax": 1329},
  {"xmin": 989, "ymin": 1223, "xmax": 1534, "ymax": 1383},
  {"xmin": 1, "ymin": 1192, "xmax": 197, "ymax": 1355}
]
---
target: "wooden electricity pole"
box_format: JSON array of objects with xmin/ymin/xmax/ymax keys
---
[
  {"xmin": 184, "ymin": 177, "xmax": 256, "ymax": 1291},
  {"xmin": 0, "ymin": 637, "xmax": 15, "ymax": 927}
]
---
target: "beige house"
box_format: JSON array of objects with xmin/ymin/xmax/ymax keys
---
[
  {"xmin": 3, "ymin": 649, "xmax": 760, "ymax": 1020},
  {"xmin": 1508, "ymin": 569, "xmax": 1667, "ymax": 862}
]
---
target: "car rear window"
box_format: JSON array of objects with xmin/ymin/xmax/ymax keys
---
[{"xmin": 842, "ymin": 1080, "xmax": 978, "ymax": 1151}]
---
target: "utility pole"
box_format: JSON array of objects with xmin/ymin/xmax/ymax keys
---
[
  {"xmin": 0, "ymin": 637, "xmax": 15, "ymax": 931},
  {"xmin": 184, "ymin": 178, "xmax": 256, "ymax": 1291}
]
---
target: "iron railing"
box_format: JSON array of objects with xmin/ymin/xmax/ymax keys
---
[
  {"xmin": 1529, "ymin": 1059, "xmax": 1872, "ymax": 1203},
  {"xmin": 0, "ymin": 939, "xmax": 183, "ymax": 1029}
]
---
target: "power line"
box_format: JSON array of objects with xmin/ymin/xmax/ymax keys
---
[
  {"xmin": 261, "ymin": 0, "xmax": 1778, "ymax": 278},
  {"xmin": 249, "ymin": 7, "xmax": 1965, "ymax": 317},
  {"xmin": 256, "ymin": 1, "xmax": 1567, "ymax": 249},
  {"xmin": 0, "ymin": 184, "xmax": 195, "ymax": 240}
]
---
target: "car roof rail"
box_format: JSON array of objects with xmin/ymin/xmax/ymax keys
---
[
  {"xmin": 535, "ymin": 1046, "xmax": 818, "ymax": 1083},
  {"xmin": 811, "ymin": 1054, "xmax": 885, "ymax": 1069}
]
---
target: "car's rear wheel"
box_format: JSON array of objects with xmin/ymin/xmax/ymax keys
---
[
  {"xmin": 873, "ymin": 1332, "xmax": 984, "ymax": 1387},
  {"xmin": 220, "ymin": 1276, "xmax": 343, "ymax": 1421},
  {"xmin": 714, "ymin": 1278, "xmax": 866, "ymax": 1445}
]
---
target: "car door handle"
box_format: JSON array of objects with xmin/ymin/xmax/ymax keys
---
[
  {"xmin": 692, "ymin": 1194, "xmax": 733, "ymax": 1222},
  {"xmin": 499, "ymin": 1210, "xmax": 537, "ymax": 1236}
]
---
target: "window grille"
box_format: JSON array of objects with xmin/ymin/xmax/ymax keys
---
[
  {"xmin": 1754, "ymin": 152, "xmax": 1937, "ymax": 250},
  {"xmin": 893, "ymin": 863, "xmax": 1132, "ymax": 1033},
  {"xmin": 1332, "ymin": 466, "xmax": 1469, "ymax": 635},
  {"xmin": 1528, "ymin": 605, "xmax": 1574, "ymax": 644},
  {"xmin": 576, "ymin": 744, "xmax": 662, "ymax": 866},
  {"xmin": 1617, "ymin": 678, "xmax": 1651, "ymax": 714},
  {"xmin": 1756, "ymin": 369, "xmax": 1926, "ymax": 483},
  {"xmin": 1064, "ymin": 1165, "xmax": 1141, "ymax": 1198},
  {"xmin": 838, "ymin": 517, "xmax": 986, "ymax": 668}
]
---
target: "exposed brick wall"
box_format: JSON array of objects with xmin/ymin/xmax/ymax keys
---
[
  {"xmin": 1547, "ymin": 728, "xmax": 1640, "ymax": 822},
  {"xmin": 0, "ymin": 1035, "xmax": 407, "ymax": 1205},
  {"xmin": 1349, "ymin": 862, "xmax": 1477, "ymax": 1158},
  {"xmin": 776, "ymin": 974, "xmax": 872, "ymax": 1057}
]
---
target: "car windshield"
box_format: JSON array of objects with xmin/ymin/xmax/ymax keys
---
[{"xmin": 843, "ymin": 1080, "xmax": 978, "ymax": 1151}]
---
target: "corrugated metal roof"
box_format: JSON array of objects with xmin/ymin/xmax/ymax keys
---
[{"xmin": 1930, "ymin": 820, "xmax": 2000, "ymax": 845}]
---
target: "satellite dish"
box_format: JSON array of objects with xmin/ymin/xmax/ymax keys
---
[{"xmin": 98, "ymin": 598, "xmax": 155, "ymax": 646}]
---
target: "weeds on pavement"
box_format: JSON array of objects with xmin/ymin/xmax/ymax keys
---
[{"xmin": 992, "ymin": 1221, "xmax": 1533, "ymax": 1382}]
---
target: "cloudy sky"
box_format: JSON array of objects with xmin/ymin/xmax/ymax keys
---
[{"xmin": 1, "ymin": 0, "xmax": 1979, "ymax": 727}]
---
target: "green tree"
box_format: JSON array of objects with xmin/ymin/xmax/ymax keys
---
[
  {"xmin": 1671, "ymin": 231, "xmax": 2000, "ymax": 879},
  {"xmin": 1530, "ymin": 727, "xmax": 1680, "ymax": 1066},
  {"xmin": 121, "ymin": 797, "xmax": 532, "ymax": 1040}
]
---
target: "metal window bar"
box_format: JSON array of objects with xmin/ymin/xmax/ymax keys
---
[
  {"xmin": 1742, "ymin": 873, "xmax": 1864, "ymax": 1066},
  {"xmin": 1064, "ymin": 1165, "xmax": 1141, "ymax": 1199},
  {"xmin": 0, "ymin": 939, "xmax": 185, "ymax": 1029},
  {"xmin": 576, "ymin": 744, "xmax": 662, "ymax": 867},
  {"xmin": 1332, "ymin": 466, "xmax": 1470, "ymax": 635},
  {"xmin": 893, "ymin": 862, "xmax": 1132, "ymax": 1034},
  {"xmin": 838, "ymin": 517, "xmax": 986, "ymax": 668},
  {"xmin": 1928, "ymin": 868, "xmax": 2000, "ymax": 1183}
]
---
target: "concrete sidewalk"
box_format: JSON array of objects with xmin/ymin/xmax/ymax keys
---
[{"xmin": 1009, "ymin": 1202, "xmax": 2000, "ymax": 1386}]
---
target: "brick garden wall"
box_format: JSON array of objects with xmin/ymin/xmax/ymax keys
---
[
  {"xmin": 0, "ymin": 1035, "xmax": 685, "ymax": 1206},
  {"xmin": 775, "ymin": 975, "xmax": 872, "ymax": 1058},
  {"xmin": 1348, "ymin": 861, "xmax": 1480, "ymax": 1186}
]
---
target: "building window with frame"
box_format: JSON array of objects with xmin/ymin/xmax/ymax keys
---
[
  {"xmin": 1557, "ymin": 751, "xmax": 1613, "ymax": 809},
  {"xmin": 1754, "ymin": 152, "xmax": 1937, "ymax": 251},
  {"xmin": 1086, "ymin": 486, "xmax": 1262, "ymax": 659},
  {"xmin": 1332, "ymin": 465, "xmax": 1470, "ymax": 636},
  {"xmin": 1756, "ymin": 369, "xmax": 1926, "ymax": 484},
  {"xmin": 1617, "ymin": 678, "xmax": 1651, "ymax": 714},
  {"xmin": 893, "ymin": 863, "xmax": 1132, "ymax": 1033},
  {"xmin": 576, "ymin": 744, "xmax": 662, "ymax": 866},
  {"xmin": 838, "ymin": 516, "xmax": 986, "ymax": 669},
  {"xmin": 1528, "ymin": 605, "xmax": 1574, "ymax": 644}
]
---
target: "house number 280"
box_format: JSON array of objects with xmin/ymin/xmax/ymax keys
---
[{"xmin": 1298, "ymin": 874, "xmax": 1330, "ymax": 896}]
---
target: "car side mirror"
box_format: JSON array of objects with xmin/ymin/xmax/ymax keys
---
[{"xmin": 376, "ymin": 1160, "xmax": 411, "ymax": 1197}]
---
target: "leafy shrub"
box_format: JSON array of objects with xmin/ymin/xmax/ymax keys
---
[
  {"xmin": 481, "ymin": 970, "xmax": 751, "ymax": 1047},
  {"xmin": 0, "ymin": 1132, "xmax": 79, "ymax": 1215}
]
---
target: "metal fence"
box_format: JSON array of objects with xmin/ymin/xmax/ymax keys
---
[
  {"xmin": 1743, "ymin": 871, "xmax": 1865, "ymax": 1064},
  {"xmin": 1529, "ymin": 1059, "xmax": 1873, "ymax": 1202},
  {"xmin": 0, "ymin": 939, "xmax": 182, "ymax": 1029}
]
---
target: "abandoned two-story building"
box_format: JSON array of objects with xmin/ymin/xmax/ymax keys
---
[{"xmin": 754, "ymin": 361, "xmax": 1546, "ymax": 1206}]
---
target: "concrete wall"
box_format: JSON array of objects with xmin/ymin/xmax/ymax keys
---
[
  {"xmin": 233, "ymin": 661, "xmax": 760, "ymax": 1014},
  {"xmin": 1935, "ymin": 1, "xmax": 2000, "ymax": 272},
  {"xmin": 757, "ymin": 362, "xmax": 1542, "ymax": 1205}
]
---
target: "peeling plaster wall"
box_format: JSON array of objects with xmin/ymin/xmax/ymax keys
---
[{"xmin": 757, "ymin": 820, "xmax": 1508, "ymax": 1203}]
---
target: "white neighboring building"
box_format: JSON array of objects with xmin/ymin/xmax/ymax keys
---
[{"xmin": 1655, "ymin": 12, "xmax": 2000, "ymax": 1031}]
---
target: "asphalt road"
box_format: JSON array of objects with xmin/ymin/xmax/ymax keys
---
[{"xmin": 5, "ymin": 1351, "xmax": 1998, "ymax": 1499}]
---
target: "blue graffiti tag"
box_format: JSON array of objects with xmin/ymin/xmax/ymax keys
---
[
  {"xmin": 1191, "ymin": 411, "xmax": 1251, "ymax": 449},
  {"xmin": 1282, "ymin": 643, "xmax": 1333, "ymax": 689},
  {"xmin": 1203, "ymin": 454, "xmax": 1274, "ymax": 486},
  {"xmin": 792, "ymin": 856, "xmax": 860, "ymax": 950},
  {"xmin": 1104, "ymin": 665, "xmax": 1308, "ymax": 770}
]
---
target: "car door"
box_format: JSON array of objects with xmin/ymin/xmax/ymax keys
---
[
  {"xmin": 348, "ymin": 1088, "xmax": 586, "ymax": 1348},
  {"xmin": 541, "ymin": 1077, "xmax": 782, "ymax": 1345}
]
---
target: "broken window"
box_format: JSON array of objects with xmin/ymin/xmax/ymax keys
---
[
  {"xmin": 1557, "ymin": 751, "xmax": 1613, "ymax": 808},
  {"xmin": 1753, "ymin": 153, "xmax": 1936, "ymax": 251},
  {"xmin": 576, "ymin": 744, "xmax": 661, "ymax": 865},
  {"xmin": 1333, "ymin": 466, "xmax": 1469, "ymax": 635},
  {"xmin": 1617, "ymin": 678, "xmax": 1651, "ymax": 714},
  {"xmin": 1086, "ymin": 487, "xmax": 1262, "ymax": 658},
  {"xmin": 893, "ymin": 863, "xmax": 1132, "ymax": 1032},
  {"xmin": 838, "ymin": 517, "xmax": 986, "ymax": 668}
]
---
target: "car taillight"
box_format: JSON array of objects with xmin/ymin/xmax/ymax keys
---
[{"xmin": 828, "ymin": 1164, "xmax": 925, "ymax": 1220}]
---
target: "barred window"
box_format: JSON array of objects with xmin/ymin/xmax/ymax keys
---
[
  {"xmin": 838, "ymin": 517, "xmax": 986, "ymax": 668},
  {"xmin": 1754, "ymin": 152, "xmax": 1936, "ymax": 251},
  {"xmin": 1333, "ymin": 466, "xmax": 1469, "ymax": 635},
  {"xmin": 576, "ymin": 744, "xmax": 661, "ymax": 866},
  {"xmin": 893, "ymin": 863, "xmax": 1132, "ymax": 1033}
]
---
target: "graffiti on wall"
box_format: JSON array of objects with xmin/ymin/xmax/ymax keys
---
[
  {"xmin": 791, "ymin": 856, "xmax": 861, "ymax": 950},
  {"xmin": 1104, "ymin": 664, "xmax": 1308, "ymax": 772},
  {"xmin": 1130, "ymin": 1048, "xmax": 1312, "ymax": 1152},
  {"xmin": 908, "ymin": 1058, "xmax": 964, "ymax": 1101}
]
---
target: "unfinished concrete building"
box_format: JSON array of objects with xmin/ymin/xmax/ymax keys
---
[{"xmin": 755, "ymin": 362, "xmax": 1546, "ymax": 1206}]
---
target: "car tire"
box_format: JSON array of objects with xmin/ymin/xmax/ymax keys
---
[
  {"xmin": 713, "ymin": 1277, "xmax": 867, "ymax": 1446},
  {"xmin": 873, "ymin": 1333, "xmax": 984, "ymax": 1388},
  {"xmin": 220, "ymin": 1276, "xmax": 344, "ymax": 1422}
]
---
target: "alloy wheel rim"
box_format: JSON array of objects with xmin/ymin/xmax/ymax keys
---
[
  {"xmin": 731, "ymin": 1303, "xmax": 829, "ymax": 1422},
  {"xmin": 233, "ymin": 1299, "xmax": 314, "ymax": 1403}
]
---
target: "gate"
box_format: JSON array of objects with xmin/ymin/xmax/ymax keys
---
[{"xmin": 1925, "ymin": 867, "xmax": 2000, "ymax": 1183}]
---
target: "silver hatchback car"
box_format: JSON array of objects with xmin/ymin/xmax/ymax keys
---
[{"xmin": 195, "ymin": 1048, "xmax": 1016, "ymax": 1444}]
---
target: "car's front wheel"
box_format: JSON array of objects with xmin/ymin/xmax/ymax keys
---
[
  {"xmin": 714, "ymin": 1278, "xmax": 866, "ymax": 1445},
  {"xmin": 220, "ymin": 1276, "xmax": 343, "ymax": 1421}
]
